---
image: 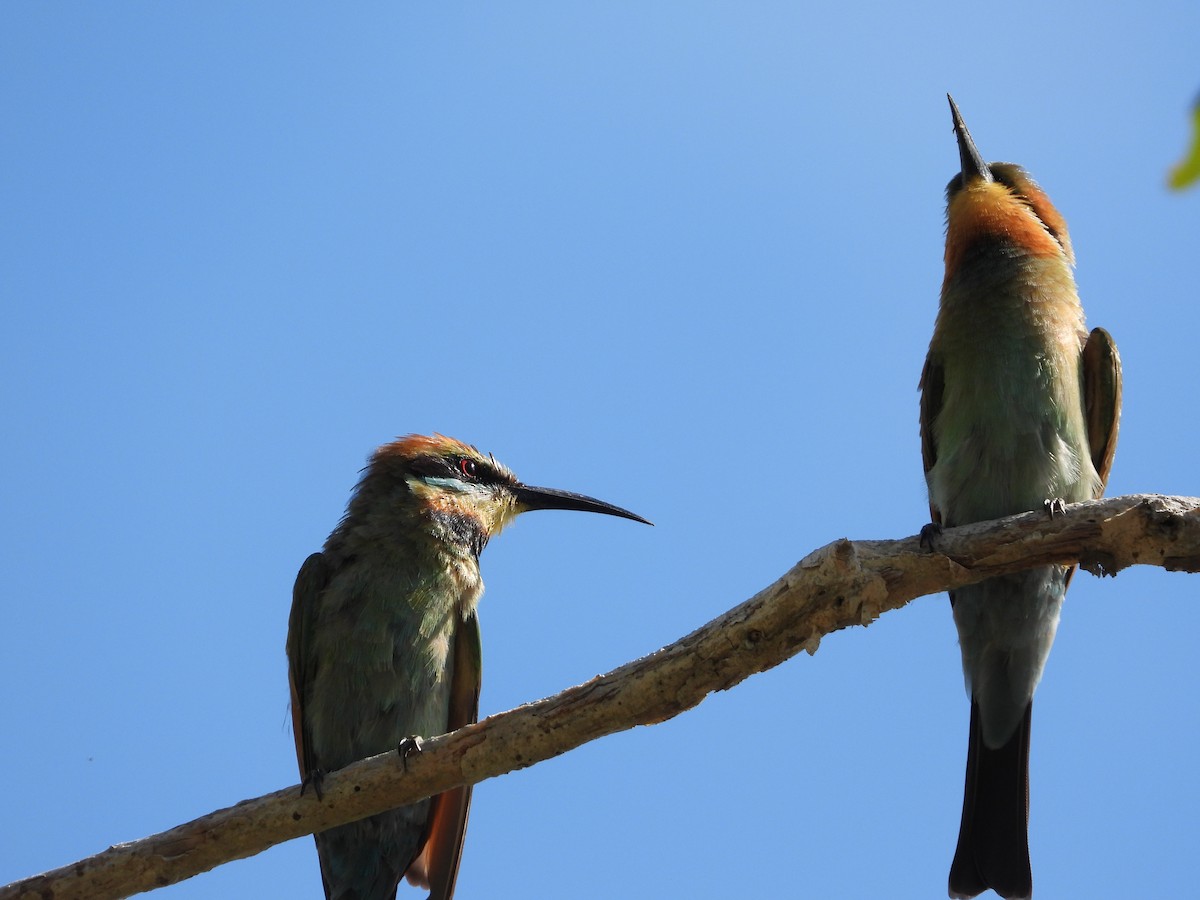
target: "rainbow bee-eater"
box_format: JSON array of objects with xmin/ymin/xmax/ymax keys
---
[
  {"xmin": 287, "ymin": 434, "xmax": 650, "ymax": 900},
  {"xmin": 919, "ymin": 97, "xmax": 1122, "ymax": 899}
]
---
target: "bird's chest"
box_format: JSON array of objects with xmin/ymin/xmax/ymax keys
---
[
  {"xmin": 361, "ymin": 548, "xmax": 481, "ymax": 687},
  {"xmin": 306, "ymin": 550, "xmax": 482, "ymax": 766},
  {"xmin": 928, "ymin": 284, "xmax": 1091, "ymax": 522}
]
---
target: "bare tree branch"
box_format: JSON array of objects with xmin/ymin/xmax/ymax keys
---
[{"xmin": 4, "ymin": 493, "xmax": 1198, "ymax": 900}]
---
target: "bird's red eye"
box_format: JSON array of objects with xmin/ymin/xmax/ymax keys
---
[{"xmin": 459, "ymin": 458, "xmax": 478, "ymax": 478}]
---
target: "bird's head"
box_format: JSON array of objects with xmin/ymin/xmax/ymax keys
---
[
  {"xmin": 942, "ymin": 94, "xmax": 1074, "ymax": 281},
  {"xmin": 369, "ymin": 434, "xmax": 650, "ymax": 554}
]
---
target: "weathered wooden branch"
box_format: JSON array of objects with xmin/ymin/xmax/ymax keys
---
[{"xmin": 4, "ymin": 493, "xmax": 1198, "ymax": 900}]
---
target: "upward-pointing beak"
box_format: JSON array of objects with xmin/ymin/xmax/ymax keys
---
[
  {"xmin": 948, "ymin": 94, "xmax": 993, "ymax": 184},
  {"xmin": 511, "ymin": 484, "xmax": 653, "ymax": 525}
]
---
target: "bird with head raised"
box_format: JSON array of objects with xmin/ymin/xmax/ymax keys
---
[
  {"xmin": 287, "ymin": 433, "xmax": 650, "ymax": 900},
  {"xmin": 920, "ymin": 97, "xmax": 1121, "ymax": 900}
]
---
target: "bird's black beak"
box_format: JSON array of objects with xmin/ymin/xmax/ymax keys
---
[
  {"xmin": 947, "ymin": 94, "xmax": 992, "ymax": 184},
  {"xmin": 511, "ymin": 484, "xmax": 652, "ymax": 525}
]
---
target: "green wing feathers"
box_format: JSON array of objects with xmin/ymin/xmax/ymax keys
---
[
  {"xmin": 406, "ymin": 611, "xmax": 482, "ymax": 900},
  {"xmin": 1082, "ymin": 327, "xmax": 1122, "ymax": 491}
]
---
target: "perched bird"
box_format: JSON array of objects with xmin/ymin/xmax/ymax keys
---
[
  {"xmin": 920, "ymin": 97, "xmax": 1122, "ymax": 899},
  {"xmin": 288, "ymin": 434, "xmax": 650, "ymax": 900}
]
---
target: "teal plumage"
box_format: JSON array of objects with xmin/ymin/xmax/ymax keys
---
[
  {"xmin": 921, "ymin": 98, "xmax": 1122, "ymax": 900},
  {"xmin": 288, "ymin": 435, "xmax": 648, "ymax": 899}
]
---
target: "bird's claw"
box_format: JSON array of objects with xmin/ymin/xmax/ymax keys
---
[
  {"xmin": 919, "ymin": 522, "xmax": 943, "ymax": 551},
  {"xmin": 300, "ymin": 768, "xmax": 327, "ymax": 801},
  {"xmin": 1044, "ymin": 498, "xmax": 1067, "ymax": 518},
  {"xmin": 397, "ymin": 736, "xmax": 424, "ymax": 772}
]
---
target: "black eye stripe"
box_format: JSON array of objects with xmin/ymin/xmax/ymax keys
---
[
  {"xmin": 408, "ymin": 454, "xmax": 506, "ymax": 484},
  {"xmin": 407, "ymin": 455, "xmax": 458, "ymax": 479}
]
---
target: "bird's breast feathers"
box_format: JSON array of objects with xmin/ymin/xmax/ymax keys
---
[{"xmin": 927, "ymin": 334, "xmax": 1099, "ymax": 524}]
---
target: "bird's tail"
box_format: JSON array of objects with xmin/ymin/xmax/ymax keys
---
[
  {"xmin": 948, "ymin": 699, "xmax": 1033, "ymax": 900},
  {"xmin": 316, "ymin": 811, "xmax": 420, "ymax": 900}
]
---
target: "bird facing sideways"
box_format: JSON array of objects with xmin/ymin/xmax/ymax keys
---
[
  {"xmin": 287, "ymin": 434, "xmax": 650, "ymax": 900},
  {"xmin": 920, "ymin": 97, "xmax": 1121, "ymax": 899}
]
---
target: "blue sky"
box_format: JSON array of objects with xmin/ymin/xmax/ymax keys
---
[{"xmin": 2, "ymin": 4, "xmax": 1197, "ymax": 898}]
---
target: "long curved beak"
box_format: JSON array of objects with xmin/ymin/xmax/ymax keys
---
[
  {"xmin": 511, "ymin": 484, "xmax": 652, "ymax": 525},
  {"xmin": 947, "ymin": 94, "xmax": 992, "ymax": 183}
]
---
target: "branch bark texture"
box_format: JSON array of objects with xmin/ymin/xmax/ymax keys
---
[{"xmin": 4, "ymin": 493, "xmax": 1198, "ymax": 900}]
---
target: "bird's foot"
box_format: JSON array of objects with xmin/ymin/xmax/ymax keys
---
[
  {"xmin": 919, "ymin": 522, "xmax": 943, "ymax": 551},
  {"xmin": 1044, "ymin": 497, "xmax": 1067, "ymax": 518},
  {"xmin": 300, "ymin": 768, "xmax": 326, "ymax": 801},
  {"xmin": 397, "ymin": 736, "xmax": 424, "ymax": 772}
]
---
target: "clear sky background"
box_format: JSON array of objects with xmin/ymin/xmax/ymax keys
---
[{"xmin": 2, "ymin": 4, "xmax": 1197, "ymax": 899}]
